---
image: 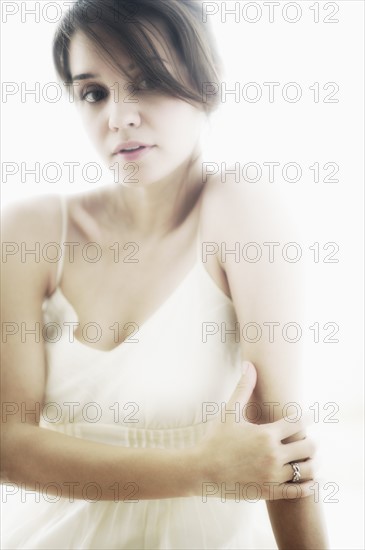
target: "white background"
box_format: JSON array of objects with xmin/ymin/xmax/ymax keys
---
[{"xmin": 1, "ymin": 1, "xmax": 364, "ymax": 548}]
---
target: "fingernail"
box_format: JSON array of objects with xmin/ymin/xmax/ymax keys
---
[{"xmin": 241, "ymin": 361, "xmax": 251, "ymax": 375}]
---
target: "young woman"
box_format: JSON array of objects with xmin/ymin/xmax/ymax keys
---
[{"xmin": 1, "ymin": 0, "xmax": 329, "ymax": 548}]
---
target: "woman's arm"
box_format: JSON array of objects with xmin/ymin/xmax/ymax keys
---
[
  {"xmin": 206, "ymin": 178, "xmax": 330, "ymax": 548},
  {"xmin": 266, "ymin": 497, "xmax": 329, "ymax": 550},
  {"xmin": 1, "ymin": 196, "xmax": 316, "ymax": 504},
  {"xmin": 0, "ymin": 197, "xmax": 200, "ymax": 501}
]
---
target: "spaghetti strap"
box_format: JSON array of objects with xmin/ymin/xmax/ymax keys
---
[
  {"xmin": 195, "ymin": 218, "xmax": 202, "ymax": 263},
  {"xmin": 55, "ymin": 194, "xmax": 68, "ymax": 288},
  {"xmin": 195, "ymin": 194, "xmax": 204, "ymax": 265}
]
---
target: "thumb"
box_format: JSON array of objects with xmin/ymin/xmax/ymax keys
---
[{"xmin": 226, "ymin": 361, "xmax": 257, "ymax": 412}]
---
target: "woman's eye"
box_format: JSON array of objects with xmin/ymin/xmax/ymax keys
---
[
  {"xmin": 80, "ymin": 87, "xmax": 107, "ymax": 103},
  {"xmin": 134, "ymin": 78, "xmax": 156, "ymax": 91}
]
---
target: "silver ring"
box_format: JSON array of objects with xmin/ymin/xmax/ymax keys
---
[{"xmin": 290, "ymin": 462, "xmax": 301, "ymax": 483}]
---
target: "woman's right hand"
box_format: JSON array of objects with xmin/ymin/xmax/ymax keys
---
[{"xmin": 195, "ymin": 362, "xmax": 317, "ymax": 501}]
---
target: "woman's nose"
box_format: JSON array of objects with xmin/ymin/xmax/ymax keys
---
[{"xmin": 108, "ymin": 94, "xmax": 142, "ymax": 131}]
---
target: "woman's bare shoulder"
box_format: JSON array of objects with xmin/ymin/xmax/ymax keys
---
[
  {"xmin": 2, "ymin": 194, "xmax": 64, "ymax": 243},
  {"xmin": 202, "ymin": 170, "xmax": 290, "ymax": 225},
  {"xmin": 1, "ymin": 189, "xmax": 102, "ymax": 242},
  {"xmin": 203, "ymin": 169, "xmax": 270, "ymax": 202},
  {"xmin": 200, "ymin": 172, "xmax": 251, "ymax": 234},
  {"xmin": 202, "ymin": 170, "xmax": 303, "ymax": 247},
  {"xmin": 1, "ymin": 194, "xmax": 66, "ymax": 299}
]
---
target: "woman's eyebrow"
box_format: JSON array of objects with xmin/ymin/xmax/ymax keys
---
[
  {"xmin": 71, "ymin": 72, "xmax": 100, "ymax": 82},
  {"xmin": 71, "ymin": 63, "xmax": 135, "ymax": 82},
  {"xmin": 71, "ymin": 58, "xmax": 170, "ymax": 83}
]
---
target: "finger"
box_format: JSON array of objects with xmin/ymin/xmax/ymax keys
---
[
  {"xmin": 226, "ymin": 362, "xmax": 257, "ymax": 413},
  {"xmin": 280, "ymin": 458, "xmax": 318, "ymax": 484},
  {"xmin": 282, "ymin": 437, "xmax": 317, "ymax": 464},
  {"xmin": 274, "ymin": 411, "xmax": 314, "ymax": 440}
]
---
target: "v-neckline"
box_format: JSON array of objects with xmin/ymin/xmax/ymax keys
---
[
  {"xmin": 51, "ymin": 260, "xmax": 201, "ymax": 354},
  {"xmin": 46, "ymin": 189, "xmax": 235, "ymax": 355}
]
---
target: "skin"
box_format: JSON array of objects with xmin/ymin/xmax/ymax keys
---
[
  {"xmin": 1, "ymin": 21, "xmax": 329, "ymax": 549},
  {"xmin": 70, "ymin": 29, "xmax": 207, "ymax": 232}
]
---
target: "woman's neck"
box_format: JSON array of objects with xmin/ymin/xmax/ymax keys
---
[{"xmin": 99, "ymin": 154, "xmax": 206, "ymax": 240}]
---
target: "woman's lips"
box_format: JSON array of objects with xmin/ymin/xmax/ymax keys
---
[{"xmin": 116, "ymin": 145, "xmax": 155, "ymax": 161}]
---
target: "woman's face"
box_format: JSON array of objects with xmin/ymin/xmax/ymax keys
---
[{"xmin": 68, "ymin": 28, "xmax": 207, "ymax": 187}]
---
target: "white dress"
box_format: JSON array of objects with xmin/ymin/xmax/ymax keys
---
[{"xmin": 1, "ymin": 194, "xmax": 261, "ymax": 549}]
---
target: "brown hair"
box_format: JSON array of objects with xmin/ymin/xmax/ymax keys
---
[{"xmin": 53, "ymin": 0, "xmax": 223, "ymax": 113}]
